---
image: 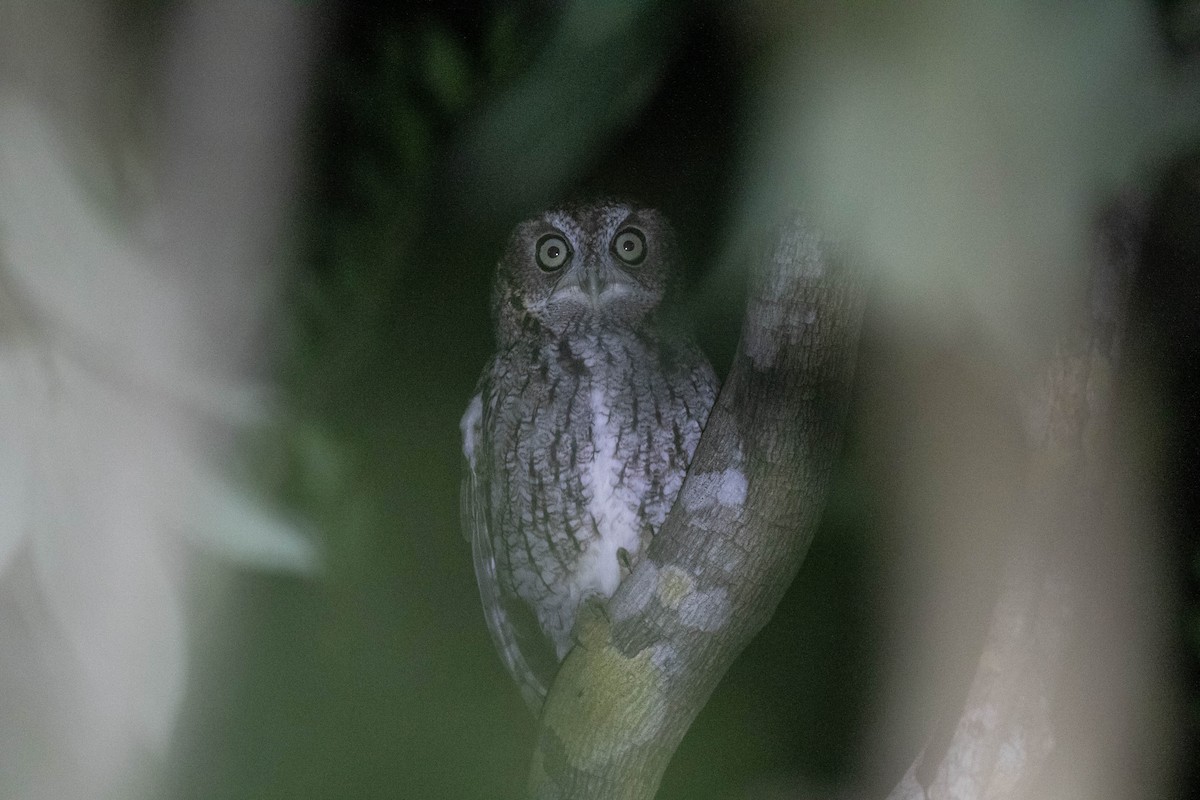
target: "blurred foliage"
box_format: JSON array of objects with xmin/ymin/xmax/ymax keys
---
[{"xmin": 273, "ymin": 3, "xmax": 552, "ymax": 580}]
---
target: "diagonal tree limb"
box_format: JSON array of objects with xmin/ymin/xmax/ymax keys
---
[{"xmin": 528, "ymin": 215, "xmax": 868, "ymax": 800}]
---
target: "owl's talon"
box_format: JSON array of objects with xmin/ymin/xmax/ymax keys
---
[
  {"xmin": 573, "ymin": 597, "xmax": 611, "ymax": 650},
  {"xmin": 617, "ymin": 547, "xmax": 633, "ymax": 578}
]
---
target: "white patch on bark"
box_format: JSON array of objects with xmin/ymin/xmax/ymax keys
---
[
  {"xmin": 744, "ymin": 298, "xmax": 786, "ymax": 370},
  {"xmin": 681, "ymin": 467, "xmax": 748, "ymax": 513},
  {"xmin": 717, "ymin": 469, "xmax": 748, "ymax": 507},
  {"xmin": 704, "ymin": 538, "xmax": 746, "ymax": 574},
  {"xmin": 650, "ymin": 643, "xmax": 680, "ymax": 673},
  {"xmin": 745, "ymin": 229, "xmax": 825, "ymax": 369},
  {"xmin": 677, "ymin": 584, "xmax": 731, "ymax": 632},
  {"xmin": 996, "ymin": 730, "xmax": 1028, "ymax": 779},
  {"xmin": 936, "ymin": 701, "xmax": 1001, "ymax": 799},
  {"xmin": 888, "ymin": 765, "xmax": 929, "ymax": 800}
]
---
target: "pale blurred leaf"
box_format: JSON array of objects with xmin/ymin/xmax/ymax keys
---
[
  {"xmin": 0, "ymin": 344, "xmax": 36, "ymax": 576},
  {"xmin": 184, "ymin": 467, "xmax": 319, "ymax": 575},
  {"xmin": 0, "ymin": 90, "xmax": 314, "ymax": 796}
]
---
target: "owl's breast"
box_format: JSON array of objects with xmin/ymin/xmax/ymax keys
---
[
  {"xmin": 481, "ymin": 329, "xmax": 715, "ymax": 653},
  {"xmin": 572, "ymin": 377, "xmax": 653, "ymax": 601}
]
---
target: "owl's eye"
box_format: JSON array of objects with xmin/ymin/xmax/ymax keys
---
[
  {"xmin": 535, "ymin": 234, "xmax": 571, "ymax": 272},
  {"xmin": 612, "ymin": 227, "xmax": 647, "ymax": 266}
]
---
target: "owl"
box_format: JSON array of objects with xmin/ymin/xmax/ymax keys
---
[{"xmin": 460, "ymin": 198, "xmax": 718, "ymax": 711}]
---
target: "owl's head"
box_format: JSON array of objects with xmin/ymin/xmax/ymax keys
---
[{"xmin": 492, "ymin": 199, "xmax": 678, "ymax": 342}]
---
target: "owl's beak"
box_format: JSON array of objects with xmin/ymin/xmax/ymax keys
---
[
  {"xmin": 587, "ymin": 267, "xmax": 605, "ymax": 304},
  {"xmin": 552, "ymin": 259, "xmax": 629, "ymax": 308}
]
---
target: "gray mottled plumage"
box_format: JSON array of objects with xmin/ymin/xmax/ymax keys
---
[{"xmin": 461, "ymin": 199, "xmax": 718, "ymax": 711}]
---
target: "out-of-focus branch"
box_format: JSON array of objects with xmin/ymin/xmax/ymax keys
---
[
  {"xmin": 152, "ymin": 0, "xmax": 321, "ymax": 357},
  {"xmin": 0, "ymin": 2, "xmax": 321, "ymax": 798},
  {"xmin": 880, "ymin": 196, "xmax": 1145, "ymax": 800},
  {"xmin": 528, "ymin": 216, "xmax": 867, "ymax": 799}
]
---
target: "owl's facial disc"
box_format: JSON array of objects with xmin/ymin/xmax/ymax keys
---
[
  {"xmin": 494, "ymin": 203, "xmax": 670, "ymax": 340},
  {"xmin": 545, "ymin": 223, "xmax": 651, "ymax": 309}
]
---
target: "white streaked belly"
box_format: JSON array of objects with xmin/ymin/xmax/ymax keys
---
[{"xmin": 572, "ymin": 382, "xmax": 642, "ymax": 603}]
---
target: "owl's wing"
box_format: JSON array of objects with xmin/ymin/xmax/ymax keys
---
[{"xmin": 460, "ymin": 394, "xmax": 555, "ymax": 713}]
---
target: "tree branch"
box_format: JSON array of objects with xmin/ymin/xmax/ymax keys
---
[
  {"xmin": 880, "ymin": 194, "xmax": 1145, "ymax": 800},
  {"xmin": 528, "ymin": 215, "xmax": 868, "ymax": 799}
]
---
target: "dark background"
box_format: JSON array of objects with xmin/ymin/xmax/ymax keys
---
[{"xmin": 165, "ymin": 3, "xmax": 1199, "ymax": 798}]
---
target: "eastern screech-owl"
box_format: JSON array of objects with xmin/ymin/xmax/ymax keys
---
[{"xmin": 460, "ymin": 199, "xmax": 718, "ymax": 711}]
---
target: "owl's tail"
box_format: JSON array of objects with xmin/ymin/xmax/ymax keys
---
[
  {"xmin": 473, "ymin": 541, "xmax": 550, "ymax": 714},
  {"xmin": 463, "ymin": 464, "xmax": 551, "ymax": 715}
]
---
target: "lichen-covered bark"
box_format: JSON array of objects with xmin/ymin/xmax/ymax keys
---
[{"xmin": 527, "ymin": 216, "xmax": 867, "ymax": 800}]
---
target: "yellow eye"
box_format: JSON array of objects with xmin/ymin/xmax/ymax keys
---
[
  {"xmin": 535, "ymin": 234, "xmax": 571, "ymax": 272},
  {"xmin": 612, "ymin": 227, "xmax": 646, "ymax": 266}
]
